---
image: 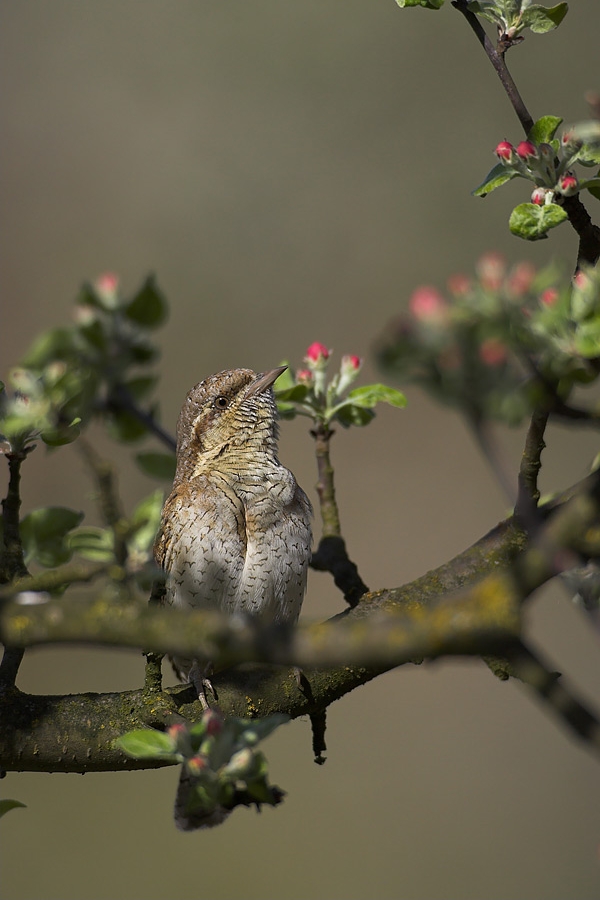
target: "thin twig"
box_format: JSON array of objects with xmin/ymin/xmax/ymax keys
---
[
  {"xmin": 515, "ymin": 408, "xmax": 549, "ymax": 522},
  {"xmin": 310, "ymin": 423, "xmax": 368, "ymax": 606},
  {"xmin": 451, "ymin": 1, "xmax": 534, "ymax": 134},
  {"xmin": 506, "ymin": 639, "xmax": 600, "ymax": 752},
  {"xmin": 78, "ymin": 439, "xmax": 128, "ymax": 567}
]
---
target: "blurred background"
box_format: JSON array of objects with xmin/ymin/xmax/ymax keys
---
[{"xmin": 1, "ymin": 2, "xmax": 599, "ymax": 898}]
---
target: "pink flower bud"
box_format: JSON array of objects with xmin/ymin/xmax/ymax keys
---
[
  {"xmin": 168, "ymin": 724, "xmax": 187, "ymax": 739},
  {"xmin": 561, "ymin": 130, "xmax": 583, "ymax": 155},
  {"xmin": 540, "ymin": 288, "xmax": 559, "ymax": 306},
  {"xmin": 495, "ymin": 141, "xmax": 514, "ymax": 162},
  {"xmin": 337, "ymin": 354, "xmax": 363, "ymax": 395},
  {"xmin": 341, "ymin": 354, "xmax": 362, "ymax": 371},
  {"xmin": 531, "ymin": 187, "xmax": 548, "ymax": 206},
  {"xmin": 573, "ymin": 271, "xmax": 589, "ymax": 289},
  {"xmin": 476, "ymin": 252, "xmax": 505, "ymax": 292},
  {"xmin": 479, "ymin": 338, "xmax": 508, "ymax": 367},
  {"xmin": 202, "ymin": 709, "xmax": 223, "ymax": 737},
  {"xmin": 295, "ymin": 368, "xmax": 313, "ymax": 384},
  {"xmin": 516, "ymin": 141, "xmax": 538, "ymax": 162},
  {"xmin": 409, "ymin": 286, "xmax": 448, "ymax": 322},
  {"xmin": 94, "ymin": 272, "xmax": 119, "ymax": 308},
  {"xmin": 187, "ymin": 754, "xmax": 208, "ymax": 775},
  {"xmin": 95, "ymin": 272, "xmax": 119, "ymax": 293},
  {"xmin": 447, "ymin": 274, "xmax": 471, "ymax": 297},
  {"xmin": 305, "ymin": 342, "xmax": 330, "ymax": 363},
  {"xmin": 558, "ymin": 173, "xmax": 578, "ymax": 196},
  {"xmin": 507, "ymin": 262, "xmax": 536, "ymax": 297}
]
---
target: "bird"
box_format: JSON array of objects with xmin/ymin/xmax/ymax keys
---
[{"xmin": 154, "ymin": 366, "xmax": 312, "ymax": 829}]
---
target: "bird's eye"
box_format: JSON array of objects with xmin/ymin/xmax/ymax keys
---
[{"xmin": 214, "ymin": 395, "xmax": 229, "ymax": 410}]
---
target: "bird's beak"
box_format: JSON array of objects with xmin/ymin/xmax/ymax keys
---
[{"xmin": 246, "ymin": 365, "xmax": 287, "ymax": 397}]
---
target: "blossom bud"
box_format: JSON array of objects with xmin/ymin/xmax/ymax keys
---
[
  {"xmin": 540, "ymin": 288, "xmax": 559, "ymax": 306},
  {"xmin": 476, "ymin": 252, "xmax": 505, "ymax": 292},
  {"xmin": 94, "ymin": 272, "xmax": 120, "ymax": 308},
  {"xmin": 202, "ymin": 709, "xmax": 223, "ymax": 737},
  {"xmin": 447, "ymin": 274, "xmax": 471, "ymax": 297},
  {"xmin": 187, "ymin": 754, "xmax": 208, "ymax": 776},
  {"xmin": 516, "ymin": 141, "xmax": 538, "ymax": 162},
  {"xmin": 168, "ymin": 723, "xmax": 192, "ymax": 755},
  {"xmin": 305, "ymin": 342, "xmax": 330, "ymax": 364},
  {"xmin": 558, "ymin": 173, "xmax": 579, "ymax": 196},
  {"xmin": 507, "ymin": 262, "xmax": 536, "ymax": 297},
  {"xmin": 479, "ymin": 338, "xmax": 508, "ymax": 367},
  {"xmin": 531, "ymin": 187, "xmax": 549, "ymax": 206},
  {"xmin": 495, "ymin": 141, "xmax": 515, "ymax": 163},
  {"xmin": 295, "ymin": 368, "xmax": 313, "ymax": 384},
  {"xmin": 336, "ymin": 354, "xmax": 363, "ymax": 395},
  {"xmin": 409, "ymin": 286, "xmax": 448, "ymax": 323},
  {"xmin": 561, "ymin": 130, "xmax": 583, "ymax": 157}
]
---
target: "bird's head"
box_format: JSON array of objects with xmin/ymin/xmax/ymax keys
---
[{"xmin": 174, "ymin": 366, "xmax": 286, "ymax": 480}]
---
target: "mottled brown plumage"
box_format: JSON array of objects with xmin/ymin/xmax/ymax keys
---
[{"xmin": 154, "ymin": 366, "xmax": 312, "ymax": 829}]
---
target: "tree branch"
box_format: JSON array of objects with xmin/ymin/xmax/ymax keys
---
[
  {"xmin": 310, "ymin": 423, "xmax": 368, "ymax": 605},
  {"xmin": 451, "ymin": 1, "xmax": 534, "ymax": 134}
]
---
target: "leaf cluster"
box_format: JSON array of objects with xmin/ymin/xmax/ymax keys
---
[
  {"xmin": 376, "ymin": 254, "xmax": 600, "ymax": 424},
  {"xmin": 117, "ymin": 711, "xmax": 288, "ymax": 822}
]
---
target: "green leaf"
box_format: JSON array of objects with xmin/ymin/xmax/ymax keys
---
[
  {"xmin": 346, "ymin": 384, "xmax": 407, "ymax": 409},
  {"xmin": 20, "ymin": 507, "xmax": 84, "ymax": 567},
  {"xmin": 136, "ymin": 452, "xmax": 176, "ymax": 481},
  {"xmin": 0, "ymin": 799, "xmax": 27, "ymax": 819},
  {"xmin": 521, "ymin": 4, "xmax": 568, "ymax": 34},
  {"xmin": 272, "ymin": 363, "xmax": 294, "ymax": 392},
  {"xmin": 473, "ymin": 164, "xmax": 520, "ymax": 198},
  {"xmin": 123, "ymin": 276, "xmax": 168, "ymax": 329},
  {"xmin": 68, "ymin": 526, "xmax": 115, "ymax": 562},
  {"xmin": 238, "ymin": 714, "xmax": 289, "ymax": 746},
  {"xmin": 395, "ymin": 0, "xmax": 445, "ymax": 8},
  {"xmin": 508, "ymin": 202, "xmax": 568, "ymax": 240},
  {"xmin": 128, "ymin": 489, "xmax": 164, "ymax": 555},
  {"xmin": 116, "ymin": 729, "xmax": 180, "ymax": 760},
  {"xmin": 333, "ymin": 404, "xmax": 376, "ymax": 428},
  {"xmin": 21, "ymin": 328, "xmax": 77, "ymax": 368},
  {"xmin": 528, "ymin": 115, "xmax": 563, "ymax": 145},
  {"xmin": 274, "ymin": 384, "xmax": 310, "ymax": 403}
]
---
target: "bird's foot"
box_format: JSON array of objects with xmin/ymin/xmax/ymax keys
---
[{"xmin": 189, "ymin": 660, "xmax": 218, "ymax": 710}]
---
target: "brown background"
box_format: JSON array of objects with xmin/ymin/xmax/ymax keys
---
[{"xmin": 1, "ymin": 2, "xmax": 599, "ymax": 898}]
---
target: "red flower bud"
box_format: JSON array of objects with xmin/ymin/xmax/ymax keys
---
[
  {"xmin": 495, "ymin": 141, "xmax": 514, "ymax": 162},
  {"xmin": 530, "ymin": 187, "xmax": 548, "ymax": 206},
  {"xmin": 516, "ymin": 141, "xmax": 538, "ymax": 161},
  {"xmin": 202, "ymin": 709, "xmax": 223, "ymax": 737},
  {"xmin": 540, "ymin": 288, "xmax": 559, "ymax": 306},
  {"xmin": 296, "ymin": 368, "xmax": 313, "ymax": 383},
  {"xmin": 187, "ymin": 754, "xmax": 208, "ymax": 775},
  {"xmin": 342, "ymin": 354, "xmax": 361, "ymax": 371},
  {"xmin": 479, "ymin": 338, "xmax": 508, "ymax": 367},
  {"xmin": 447, "ymin": 273, "xmax": 471, "ymax": 297},
  {"xmin": 95, "ymin": 272, "xmax": 119, "ymax": 293},
  {"xmin": 559, "ymin": 173, "xmax": 578, "ymax": 196},
  {"xmin": 305, "ymin": 342, "xmax": 330, "ymax": 363},
  {"xmin": 409, "ymin": 286, "xmax": 448, "ymax": 322}
]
